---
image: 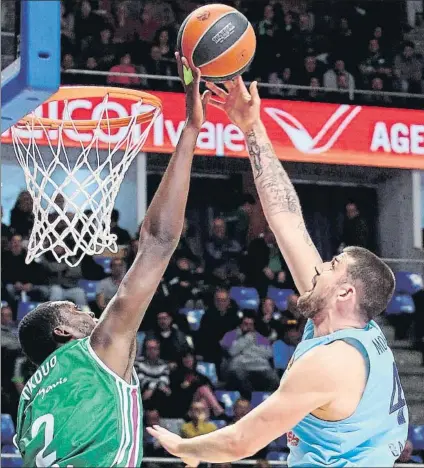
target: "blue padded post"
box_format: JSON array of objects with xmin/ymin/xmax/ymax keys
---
[{"xmin": 1, "ymin": 1, "xmax": 60, "ymax": 132}]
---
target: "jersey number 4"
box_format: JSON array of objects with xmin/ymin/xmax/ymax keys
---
[
  {"xmin": 389, "ymin": 362, "xmax": 407, "ymax": 425},
  {"xmin": 31, "ymin": 414, "xmax": 73, "ymax": 467}
]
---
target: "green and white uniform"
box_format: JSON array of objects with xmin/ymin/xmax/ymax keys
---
[{"xmin": 16, "ymin": 337, "xmax": 143, "ymax": 467}]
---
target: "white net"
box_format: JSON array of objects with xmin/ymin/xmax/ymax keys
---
[{"xmin": 11, "ymin": 93, "xmax": 161, "ymax": 267}]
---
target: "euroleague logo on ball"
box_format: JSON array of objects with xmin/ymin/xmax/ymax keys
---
[{"xmin": 197, "ymin": 11, "xmax": 210, "ymax": 21}]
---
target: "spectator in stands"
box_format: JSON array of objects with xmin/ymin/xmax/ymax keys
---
[
  {"xmin": 96, "ymin": 258, "xmax": 126, "ymax": 312},
  {"xmin": 299, "ymin": 55, "xmax": 323, "ymax": 86},
  {"xmin": 204, "ymin": 217, "xmax": 242, "ymax": 285},
  {"xmin": 307, "ymin": 77, "xmax": 326, "ymax": 102},
  {"xmin": 267, "ymin": 69, "xmax": 297, "ymax": 98},
  {"xmin": 196, "ymin": 288, "xmax": 241, "ymax": 366},
  {"xmin": 74, "ymin": 0, "xmax": 104, "ymax": 51},
  {"xmin": 110, "ymin": 209, "xmax": 131, "ymax": 245},
  {"xmin": 173, "ymin": 218, "xmax": 203, "ymax": 273},
  {"xmin": 135, "ymin": 338, "xmax": 171, "ymax": 410},
  {"xmin": 107, "ymin": 53, "xmax": 140, "ymax": 87},
  {"xmin": 125, "ymin": 238, "xmax": 139, "ymax": 268},
  {"xmin": 61, "ymin": 53, "xmax": 77, "ymax": 85},
  {"xmin": 148, "ymin": 310, "xmax": 191, "ymax": 366},
  {"xmin": 232, "ymin": 397, "xmax": 252, "ymax": 423},
  {"xmin": 339, "ymin": 201, "xmax": 370, "ymax": 251},
  {"xmin": 397, "ymin": 440, "xmax": 420, "ymax": 464},
  {"xmin": 3, "ymin": 235, "xmax": 48, "ymax": 303},
  {"xmin": 221, "ymin": 312, "xmax": 280, "ymax": 398},
  {"xmin": 323, "ymin": 59, "xmax": 355, "ymax": 93},
  {"xmin": 256, "ymin": 298, "xmax": 279, "ymax": 340},
  {"xmin": 363, "ymin": 77, "xmax": 392, "ymax": 105},
  {"xmin": 1, "ymin": 304, "xmax": 20, "ymax": 352},
  {"xmin": 10, "ymin": 190, "xmax": 34, "ymax": 238},
  {"xmin": 332, "ymin": 17, "xmax": 355, "ymax": 67},
  {"xmin": 12, "ymin": 354, "xmax": 37, "ymax": 395},
  {"xmin": 167, "ymin": 257, "xmax": 200, "ymax": 309},
  {"xmin": 181, "ymin": 400, "xmax": 218, "ymax": 438},
  {"xmin": 334, "ymin": 74, "xmax": 354, "ymax": 103},
  {"xmin": 90, "ymin": 28, "xmax": 116, "ymax": 71},
  {"xmin": 41, "ymin": 246, "xmax": 87, "ymax": 306},
  {"xmin": 112, "ymin": 2, "xmax": 142, "ymax": 44},
  {"xmin": 295, "ymin": 13, "xmax": 319, "ymax": 56},
  {"xmin": 144, "ymin": 408, "xmax": 167, "ymax": 456},
  {"xmin": 78, "ymin": 56, "xmax": 105, "ymax": 86},
  {"xmin": 393, "ymin": 41, "xmax": 423, "ymax": 94},
  {"xmin": 137, "ymin": 2, "xmax": 162, "ymax": 44},
  {"xmin": 154, "ymin": 28, "xmax": 174, "ymax": 60},
  {"xmin": 60, "ymin": 3, "xmax": 75, "ymax": 54},
  {"xmin": 2, "ymin": 206, "xmax": 12, "ymax": 250},
  {"xmin": 141, "ymin": 45, "xmax": 174, "ymax": 91},
  {"xmin": 359, "ymin": 39, "xmax": 392, "ymax": 89},
  {"xmin": 170, "ymin": 350, "xmax": 225, "ymax": 419},
  {"xmin": 277, "ymin": 12, "xmax": 298, "ymax": 62},
  {"xmin": 226, "ymin": 193, "xmax": 256, "ymax": 247}
]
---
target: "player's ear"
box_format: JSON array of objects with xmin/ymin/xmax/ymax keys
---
[
  {"xmin": 53, "ymin": 325, "xmax": 74, "ymax": 343},
  {"xmin": 337, "ymin": 283, "xmax": 355, "ymax": 302}
]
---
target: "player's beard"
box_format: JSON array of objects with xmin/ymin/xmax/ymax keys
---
[
  {"xmin": 297, "ymin": 287, "xmax": 330, "ymax": 319},
  {"xmin": 74, "ymin": 318, "xmax": 96, "ymax": 337}
]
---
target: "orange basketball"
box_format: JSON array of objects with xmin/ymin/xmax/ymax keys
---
[{"xmin": 177, "ymin": 4, "xmax": 256, "ymax": 82}]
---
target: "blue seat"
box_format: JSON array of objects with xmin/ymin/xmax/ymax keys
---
[
  {"xmin": 1, "ymin": 414, "xmax": 15, "ymax": 445},
  {"xmin": 17, "ymin": 302, "xmax": 40, "ymax": 321},
  {"xmin": 230, "ymin": 287, "xmax": 260, "ymax": 311},
  {"xmin": 211, "ymin": 420, "xmax": 227, "ymax": 429},
  {"xmin": 1, "ymin": 453, "xmax": 23, "ymax": 468},
  {"xmin": 386, "ymin": 293, "xmax": 415, "ymax": 316},
  {"xmin": 268, "ymin": 434, "xmax": 288, "ymax": 451},
  {"xmin": 136, "ymin": 332, "xmax": 146, "ymax": 356},
  {"xmin": 273, "ymin": 340, "xmax": 296, "ymax": 370},
  {"xmin": 409, "ymin": 425, "xmax": 424, "ymax": 450},
  {"xmin": 395, "ymin": 271, "xmax": 423, "ymax": 295},
  {"xmin": 215, "ymin": 390, "xmax": 240, "ymax": 417},
  {"xmin": 78, "ymin": 280, "xmax": 98, "ymax": 302},
  {"xmin": 179, "ymin": 309, "xmax": 205, "ymax": 332},
  {"xmin": 251, "ymin": 391, "xmax": 271, "ymax": 408},
  {"xmin": 93, "ymin": 256, "xmax": 112, "ymax": 274},
  {"xmin": 267, "ymin": 287, "xmax": 295, "ymax": 311},
  {"xmin": 197, "ymin": 362, "xmax": 218, "ymax": 385},
  {"xmin": 161, "ymin": 418, "xmax": 184, "ymax": 435},
  {"xmin": 266, "ymin": 451, "xmax": 289, "ymax": 462}
]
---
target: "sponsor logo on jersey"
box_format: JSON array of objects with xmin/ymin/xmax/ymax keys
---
[
  {"xmin": 287, "ymin": 431, "xmax": 300, "ymax": 446},
  {"xmin": 38, "ymin": 377, "xmax": 68, "ymax": 400}
]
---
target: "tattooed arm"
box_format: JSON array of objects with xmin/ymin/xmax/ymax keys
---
[{"xmin": 207, "ymin": 78, "xmax": 322, "ymax": 294}]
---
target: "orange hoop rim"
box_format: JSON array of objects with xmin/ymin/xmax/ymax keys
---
[{"xmin": 16, "ymin": 86, "xmax": 162, "ymax": 130}]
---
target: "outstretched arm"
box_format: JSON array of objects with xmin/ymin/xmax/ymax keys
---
[
  {"xmin": 206, "ymin": 78, "xmax": 322, "ymax": 294},
  {"xmin": 147, "ymin": 341, "xmax": 364, "ymax": 465},
  {"xmin": 90, "ymin": 54, "xmax": 211, "ymax": 382}
]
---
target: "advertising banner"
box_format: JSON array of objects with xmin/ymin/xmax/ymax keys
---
[{"xmin": 2, "ymin": 90, "xmax": 424, "ymax": 169}]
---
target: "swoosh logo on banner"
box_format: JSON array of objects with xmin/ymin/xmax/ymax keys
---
[{"xmin": 264, "ymin": 105, "xmax": 362, "ymax": 154}]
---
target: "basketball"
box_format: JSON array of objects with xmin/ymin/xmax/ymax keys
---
[{"xmin": 177, "ymin": 4, "xmax": 256, "ymax": 82}]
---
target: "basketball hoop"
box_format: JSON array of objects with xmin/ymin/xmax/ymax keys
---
[{"xmin": 10, "ymin": 86, "xmax": 162, "ymax": 267}]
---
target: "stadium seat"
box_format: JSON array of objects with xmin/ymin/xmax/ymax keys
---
[
  {"xmin": 211, "ymin": 420, "xmax": 227, "ymax": 429},
  {"xmin": 267, "ymin": 286, "xmax": 295, "ymax": 311},
  {"xmin": 395, "ymin": 271, "xmax": 423, "ymax": 295},
  {"xmin": 409, "ymin": 425, "xmax": 424, "ymax": 450},
  {"xmin": 251, "ymin": 391, "xmax": 271, "ymax": 408},
  {"xmin": 161, "ymin": 418, "xmax": 184, "ymax": 435},
  {"xmin": 268, "ymin": 435, "xmax": 288, "ymax": 451},
  {"xmin": 93, "ymin": 256, "xmax": 112, "ymax": 274},
  {"xmin": 197, "ymin": 362, "xmax": 218, "ymax": 385},
  {"xmin": 266, "ymin": 451, "xmax": 289, "ymax": 462},
  {"xmin": 230, "ymin": 287, "xmax": 260, "ymax": 311},
  {"xmin": 77, "ymin": 280, "xmax": 98, "ymax": 302},
  {"xmin": 1, "ymin": 414, "xmax": 15, "ymax": 445},
  {"xmin": 215, "ymin": 390, "xmax": 241, "ymax": 416},
  {"xmin": 273, "ymin": 340, "xmax": 296, "ymax": 370},
  {"xmin": 385, "ymin": 293, "xmax": 415, "ymax": 316},
  {"xmin": 17, "ymin": 302, "xmax": 40, "ymax": 321},
  {"xmin": 179, "ymin": 309, "xmax": 205, "ymax": 332}
]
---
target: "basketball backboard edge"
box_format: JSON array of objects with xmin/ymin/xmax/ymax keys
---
[{"xmin": 1, "ymin": 0, "xmax": 61, "ymax": 133}]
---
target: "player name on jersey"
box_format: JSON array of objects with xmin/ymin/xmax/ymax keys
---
[{"xmin": 21, "ymin": 355, "xmax": 58, "ymax": 401}]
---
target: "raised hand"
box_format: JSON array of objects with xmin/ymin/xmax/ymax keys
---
[
  {"xmin": 206, "ymin": 76, "xmax": 261, "ymax": 133},
  {"xmin": 175, "ymin": 52, "xmax": 211, "ymax": 131}
]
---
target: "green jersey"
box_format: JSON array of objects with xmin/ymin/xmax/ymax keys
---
[{"xmin": 16, "ymin": 337, "xmax": 143, "ymax": 467}]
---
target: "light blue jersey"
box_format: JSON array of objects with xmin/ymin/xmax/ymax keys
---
[{"xmin": 287, "ymin": 319, "xmax": 408, "ymax": 467}]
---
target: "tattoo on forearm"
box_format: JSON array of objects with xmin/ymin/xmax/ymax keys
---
[
  {"xmin": 297, "ymin": 221, "xmax": 313, "ymax": 246},
  {"xmin": 246, "ymin": 130, "xmax": 301, "ymax": 216}
]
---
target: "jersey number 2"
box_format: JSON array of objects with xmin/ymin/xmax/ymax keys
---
[
  {"xmin": 389, "ymin": 362, "xmax": 406, "ymax": 424},
  {"xmin": 31, "ymin": 414, "xmax": 56, "ymax": 467}
]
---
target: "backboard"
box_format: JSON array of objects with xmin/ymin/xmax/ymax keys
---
[{"xmin": 1, "ymin": 0, "xmax": 61, "ymax": 133}]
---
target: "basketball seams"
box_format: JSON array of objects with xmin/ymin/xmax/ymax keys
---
[{"xmin": 197, "ymin": 20, "xmax": 250, "ymax": 69}]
